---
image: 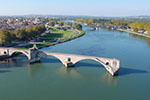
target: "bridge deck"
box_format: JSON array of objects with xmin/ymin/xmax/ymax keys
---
[{"xmin": 43, "ymin": 51, "xmax": 117, "ymax": 61}]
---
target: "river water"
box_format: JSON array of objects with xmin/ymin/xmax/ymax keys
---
[{"xmin": 0, "ymin": 26, "xmax": 150, "ymax": 100}]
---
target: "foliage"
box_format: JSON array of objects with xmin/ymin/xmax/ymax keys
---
[
  {"xmin": 15, "ymin": 28, "xmax": 27, "ymax": 40},
  {"xmin": 0, "ymin": 24, "xmax": 46, "ymax": 44},
  {"xmin": 14, "ymin": 24, "xmax": 46, "ymax": 41},
  {"xmin": 76, "ymin": 18, "xmax": 109, "ymax": 25},
  {"xmin": 129, "ymin": 22, "xmax": 150, "ymax": 33},
  {"xmin": 49, "ymin": 21, "xmax": 56, "ymax": 27},
  {"xmin": 75, "ymin": 24, "xmax": 82, "ymax": 30},
  {"xmin": 58, "ymin": 22, "xmax": 64, "ymax": 27},
  {"xmin": 0, "ymin": 30, "xmax": 12, "ymax": 44}
]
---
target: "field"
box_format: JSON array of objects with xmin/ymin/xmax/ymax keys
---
[{"xmin": 42, "ymin": 29, "xmax": 75, "ymax": 40}]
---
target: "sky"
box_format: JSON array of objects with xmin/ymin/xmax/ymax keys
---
[{"xmin": 0, "ymin": 0, "xmax": 150, "ymax": 17}]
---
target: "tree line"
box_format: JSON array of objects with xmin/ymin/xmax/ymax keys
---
[
  {"xmin": 103, "ymin": 20, "xmax": 150, "ymax": 34},
  {"xmin": 0, "ymin": 24, "xmax": 46, "ymax": 45},
  {"xmin": 76, "ymin": 18, "xmax": 109, "ymax": 25},
  {"xmin": 76, "ymin": 18, "xmax": 150, "ymax": 34},
  {"xmin": 49, "ymin": 20, "xmax": 82, "ymax": 30},
  {"xmin": 129, "ymin": 22, "xmax": 150, "ymax": 33}
]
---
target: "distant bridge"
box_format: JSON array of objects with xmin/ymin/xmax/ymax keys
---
[{"xmin": 0, "ymin": 45, "xmax": 120, "ymax": 76}]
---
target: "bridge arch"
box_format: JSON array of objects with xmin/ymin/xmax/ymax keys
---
[
  {"xmin": 74, "ymin": 58, "xmax": 105, "ymax": 68},
  {"xmin": 9, "ymin": 50, "xmax": 30, "ymax": 60},
  {"xmin": 72, "ymin": 58, "xmax": 110, "ymax": 70},
  {"xmin": 42, "ymin": 53, "xmax": 67, "ymax": 66},
  {"xmin": 71, "ymin": 57, "xmax": 117, "ymax": 75},
  {"xmin": 73, "ymin": 58, "xmax": 108, "ymax": 66}
]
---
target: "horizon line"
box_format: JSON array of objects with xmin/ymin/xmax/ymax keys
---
[{"xmin": 0, "ymin": 14, "xmax": 150, "ymax": 18}]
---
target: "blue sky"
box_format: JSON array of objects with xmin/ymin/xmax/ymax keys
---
[{"xmin": 0, "ymin": 0, "xmax": 150, "ymax": 16}]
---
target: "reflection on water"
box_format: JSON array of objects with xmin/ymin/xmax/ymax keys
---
[
  {"xmin": 55, "ymin": 67, "xmax": 83, "ymax": 79},
  {"xmin": 0, "ymin": 70, "xmax": 11, "ymax": 73},
  {"xmin": 56, "ymin": 65, "xmax": 119, "ymax": 85},
  {"xmin": 0, "ymin": 55, "xmax": 29, "ymax": 68},
  {"xmin": 27, "ymin": 63, "xmax": 46, "ymax": 77},
  {"xmin": 101, "ymin": 72, "xmax": 118, "ymax": 86},
  {"xmin": 129, "ymin": 33, "xmax": 150, "ymax": 46}
]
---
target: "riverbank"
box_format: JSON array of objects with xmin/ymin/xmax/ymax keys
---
[
  {"xmin": 117, "ymin": 29, "xmax": 150, "ymax": 39},
  {"xmin": 19, "ymin": 29, "xmax": 85, "ymax": 49}
]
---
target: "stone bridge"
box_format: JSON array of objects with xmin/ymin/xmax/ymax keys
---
[{"xmin": 0, "ymin": 45, "xmax": 120, "ymax": 76}]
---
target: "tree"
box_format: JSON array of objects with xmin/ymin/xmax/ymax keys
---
[
  {"xmin": 0, "ymin": 30, "xmax": 12, "ymax": 44},
  {"xmin": 9, "ymin": 30, "xmax": 16, "ymax": 41},
  {"xmin": 88, "ymin": 19, "xmax": 94, "ymax": 25},
  {"xmin": 25, "ymin": 27, "xmax": 34, "ymax": 40},
  {"xmin": 0, "ymin": 24, "xmax": 46, "ymax": 45},
  {"xmin": 75, "ymin": 24, "xmax": 82, "ymax": 30},
  {"xmin": 58, "ymin": 22, "xmax": 64, "ymax": 27},
  {"xmin": 50, "ymin": 21, "xmax": 55, "ymax": 27},
  {"xmin": 14, "ymin": 28, "xmax": 27, "ymax": 40},
  {"xmin": 134, "ymin": 28, "xmax": 138, "ymax": 32}
]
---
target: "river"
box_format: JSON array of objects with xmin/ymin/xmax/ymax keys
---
[{"xmin": 0, "ymin": 26, "xmax": 150, "ymax": 100}]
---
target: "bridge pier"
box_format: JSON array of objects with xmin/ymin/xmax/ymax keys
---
[
  {"xmin": 64, "ymin": 61, "xmax": 74, "ymax": 67},
  {"xmin": 29, "ymin": 57, "xmax": 41, "ymax": 64},
  {"xmin": 28, "ymin": 44, "xmax": 41, "ymax": 63},
  {"xmin": 64, "ymin": 57, "xmax": 75, "ymax": 67}
]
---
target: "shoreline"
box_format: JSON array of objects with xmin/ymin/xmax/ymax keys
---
[
  {"xmin": 117, "ymin": 29, "xmax": 150, "ymax": 39},
  {"xmin": 39, "ymin": 30, "xmax": 85, "ymax": 49}
]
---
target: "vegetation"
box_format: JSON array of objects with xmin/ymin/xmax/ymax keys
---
[
  {"xmin": 129, "ymin": 22, "xmax": 150, "ymax": 33},
  {"xmin": 42, "ymin": 29, "xmax": 75, "ymax": 40},
  {"xmin": 58, "ymin": 22, "xmax": 64, "ymax": 27},
  {"xmin": 49, "ymin": 20, "xmax": 56, "ymax": 27},
  {"xmin": 50, "ymin": 28, "xmax": 60, "ymax": 33},
  {"xmin": 20, "ymin": 29, "xmax": 85, "ymax": 49},
  {"xmin": 19, "ymin": 42, "xmax": 53, "ymax": 49},
  {"xmin": 60, "ymin": 30, "xmax": 85, "ymax": 42},
  {"xmin": 0, "ymin": 24, "xmax": 46, "ymax": 45},
  {"xmin": 75, "ymin": 24, "xmax": 82, "ymax": 30},
  {"xmin": 76, "ymin": 18, "xmax": 94, "ymax": 25},
  {"xmin": 76, "ymin": 18, "xmax": 109, "ymax": 25},
  {"xmin": 107, "ymin": 20, "xmax": 150, "ymax": 35},
  {"xmin": 0, "ymin": 30, "xmax": 12, "ymax": 44}
]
